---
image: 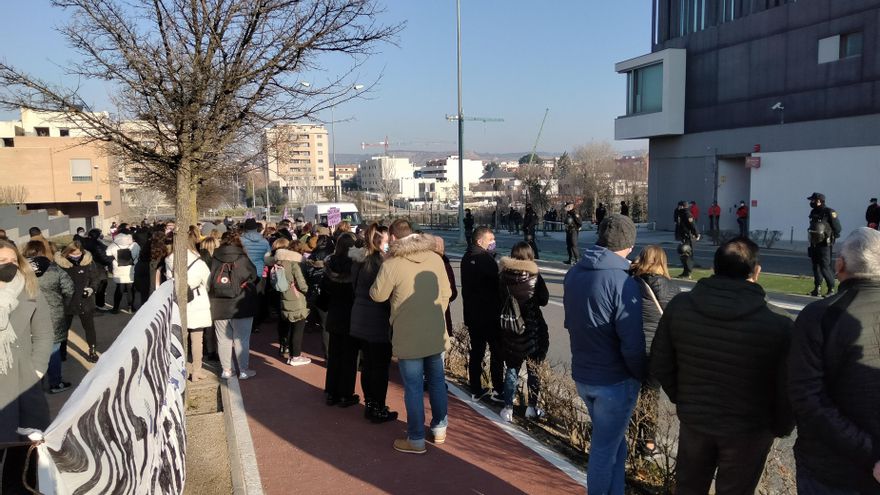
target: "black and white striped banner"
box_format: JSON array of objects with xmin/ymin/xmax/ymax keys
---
[{"xmin": 34, "ymin": 280, "xmax": 187, "ymax": 494}]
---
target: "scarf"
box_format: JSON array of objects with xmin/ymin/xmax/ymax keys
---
[
  {"xmin": 0, "ymin": 272, "xmax": 24, "ymax": 375},
  {"xmin": 28, "ymin": 256, "xmax": 51, "ymax": 277}
]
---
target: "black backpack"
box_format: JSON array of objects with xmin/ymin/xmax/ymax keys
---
[
  {"xmin": 499, "ymin": 285, "xmax": 525, "ymax": 336},
  {"xmin": 211, "ymin": 262, "xmax": 243, "ymax": 299},
  {"xmin": 116, "ymin": 247, "xmax": 134, "ymax": 266},
  {"xmin": 808, "ymin": 216, "xmax": 830, "ymax": 246}
]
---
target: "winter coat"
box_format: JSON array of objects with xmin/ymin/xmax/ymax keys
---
[
  {"xmin": 498, "ymin": 257, "xmax": 549, "ymax": 362},
  {"xmin": 275, "ymin": 249, "xmax": 309, "ymax": 322},
  {"xmin": 165, "ymin": 251, "xmax": 213, "ymax": 329},
  {"xmin": 30, "ymin": 234, "xmax": 55, "ymax": 257},
  {"xmin": 563, "ymin": 245, "xmax": 645, "ymax": 386},
  {"xmin": 208, "ymin": 245, "xmax": 260, "ymax": 320},
  {"xmin": 55, "ymin": 251, "xmax": 101, "ymax": 315},
  {"xmin": 650, "ymin": 275, "xmax": 794, "ymax": 437},
  {"xmin": 460, "ymin": 244, "xmax": 500, "ymax": 336},
  {"xmin": 301, "ymin": 238, "xmax": 333, "ymax": 308},
  {"xmin": 0, "ymin": 285, "xmax": 53, "ymax": 442},
  {"xmin": 370, "ymin": 234, "xmax": 452, "ymax": 360},
  {"xmin": 30, "ymin": 257, "xmax": 75, "ymax": 343},
  {"xmin": 317, "ymin": 253, "xmax": 355, "ymax": 335},
  {"xmin": 441, "ymin": 254, "xmax": 458, "ymax": 336},
  {"xmin": 349, "ymin": 247, "xmax": 391, "ymax": 343},
  {"xmin": 241, "ymin": 230, "xmax": 271, "ymax": 276},
  {"xmin": 80, "ymin": 235, "xmax": 114, "ymax": 268},
  {"xmin": 634, "ymin": 274, "xmax": 678, "ymax": 354},
  {"xmin": 789, "ymin": 278, "xmax": 880, "ymax": 493},
  {"xmin": 106, "ymin": 233, "xmax": 141, "ymax": 284}
]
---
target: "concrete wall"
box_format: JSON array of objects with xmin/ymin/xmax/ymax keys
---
[{"xmin": 0, "ymin": 206, "xmax": 70, "ymax": 246}]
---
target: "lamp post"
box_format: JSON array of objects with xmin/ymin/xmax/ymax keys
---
[
  {"xmin": 455, "ymin": 0, "xmax": 465, "ymax": 245},
  {"xmin": 331, "ymin": 84, "xmax": 364, "ymax": 202}
]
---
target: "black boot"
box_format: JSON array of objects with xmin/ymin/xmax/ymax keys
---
[
  {"xmin": 370, "ymin": 404, "xmax": 398, "ymax": 424},
  {"xmin": 87, "ymin": 345, "xmax": 99, "ymax": 363},
  {"xmin": 364, "ymin": 400, "xmax": 375, "ymax": 420}
]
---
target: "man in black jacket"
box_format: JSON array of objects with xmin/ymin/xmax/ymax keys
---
[
  {"xmin": 789, "ymin": 227, "xmax": 880, "ymax": 494},
  {"xmin": 460, "ymin": 226, "xmax": 504, "ymax": 402},
  {"xmin": 522, "ymin": 203, "xmax": 539, "ymax": 259},
  {"xmin": 650, "ymin": 237, "xmax": 793, "ymax": 494},
  {"xmin": 808, "ymin": 192, "xmax": 843, "ymax": 297},
  {"xmin": 80, "ymin": 229, "xmax": 113, "ymax": 309},
  {"xmin": 563, "ymin": 202, "xmax": 582, "ymax": 265}
]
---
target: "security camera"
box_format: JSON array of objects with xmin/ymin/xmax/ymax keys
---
[{"xmin": 771, "ymin": 102, "xmax": 784, "ymax": 111}]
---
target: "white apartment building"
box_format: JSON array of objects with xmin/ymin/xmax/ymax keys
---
[
  {"xmin": 418, "ymin": 156, "xmax": 484, "ymax": 195},
  {"xmin": 265, "ymin": 123, "xmax": 332, "ymax": 202},
  {"xmin": 358, "ymin": 156, "xmax": 415, "ymax": 192}
]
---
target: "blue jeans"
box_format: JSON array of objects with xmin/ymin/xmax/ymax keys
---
[
  {"xmin": 576, "ymin": 378, "xmax": 641, "ymax": 495},
  {"xmin": 398, "ymin": 353, "xmax": 448, "ymax": 448},
  {"xmin": 47, "ymin": 342, "xmax": 63, "ymax": 387},
  {"xmin": 503, "ymin": 359, "xmax": 540, "ymax": 408}
]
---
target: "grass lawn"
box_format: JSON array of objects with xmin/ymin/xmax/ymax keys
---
[{"xmin": 675, "ymin": 267, "xmax": 816, "ymax": 297}]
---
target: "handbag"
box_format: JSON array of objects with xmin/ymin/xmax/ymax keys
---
[
  {"xmin": 499, "ymin": 285, "xmax": 525, "ymax": 335},
  {"xmin": 637, "ymin": 277, "xmax": 663, "ymax": 315}
]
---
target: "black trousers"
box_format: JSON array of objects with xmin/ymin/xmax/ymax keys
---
[
  {"xmin": 676, "ymin": 423, "xmax": 774, "ymax": 495},
  {"xmin": 467, "ymin": 329, "xmax": 504, "ymax": 394},
  {"xmin": 325, "ymin": 333, "xmax": 360, "ymax": 398},
  {"xmin": 566, "ymin": 231, "xmax": 579, "ymax": 263},
  {"xmin": 709, "ymin": 215, "xmax": 719, "ymax": 232},
  {"xmin": 525, "ymin": 232, "xmax": 540, "ymax": 259},
  {"xmin": 113, "ymin": 283, "xmax": 134, "ymax": 311},
  {"xmin": 359, "ymin": 340, "xmax": 393, "ymax": 406},
  {"xmin": 64, "ymin": 312, "xmax": 96, "ymax": 347},
  {"xmin": 279, "ymin": 318, "xmax": 307, "ymax": 356},
  {"xmin": 810, "ymin": 245, "xmax": 835, "ymax": 291},
  {"xmin": 95, "ymin": 278, "xmax": 108, "ymax": 308},
  {"xmin": 737, "ymin": 218, "xmax": 748, "ymax": 237}
]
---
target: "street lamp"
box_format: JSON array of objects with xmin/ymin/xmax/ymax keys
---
[{"xmin": 331, "ymin": 84, "xmax": 364, "ymax": 202}]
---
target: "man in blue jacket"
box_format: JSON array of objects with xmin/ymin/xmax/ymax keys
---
[
  {"xmin": 564, "ymin": 213, "xmax": 644, "ymax": 494},
  {"xmin": 241, "ymin": 218, "xmax": 270, "ymax": 330}
]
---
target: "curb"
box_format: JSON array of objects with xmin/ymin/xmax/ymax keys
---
[{"xmin": 221, "ymin": 377, "xmax": 264, "ymax": 495}]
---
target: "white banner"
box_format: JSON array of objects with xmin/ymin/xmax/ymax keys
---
[{"xmin": 34, "ymin": 280, "xmax": 187, "ymax": 494}]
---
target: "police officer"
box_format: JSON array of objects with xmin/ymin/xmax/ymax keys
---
[
  {"xmin": 523, "ymin": 203, "xmax": 540, "ymax": 259},
  {"xmin": 807, "ymin": 192, "xmax": 842, "ymax": 297},
  {"xmin": 563, "ymin": 202, "xmax": 582, "ymax": 265},
  {"xmin": 595, "ymin": 202, "xmax": 607, "ymax": 225},
  {"xmin": 675, "ymin": 201, "xmax": 700, "ymax": 278},
  {"xmin": 464, "ymin": 208, "xmax": 475, "ymax": 246}
]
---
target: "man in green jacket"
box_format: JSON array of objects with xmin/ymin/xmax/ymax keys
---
[{"xmin": 370, "ymin": 219, "xmax": 452, "ymax": 455}]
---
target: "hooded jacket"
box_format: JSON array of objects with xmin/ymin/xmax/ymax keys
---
[
  {"xmin": 208, "ymin": 244, "xmax": 259, "ymax": 320},
  {"xmin": 370, "ymin": 234, "xmax": 452, "ymax": 359},
  {"xmin": 317, "ymin": 252, "xmax": 355, "ymax": 335},
  {"xmin": 789, "ymin": 279, "xmax": 880, "ymax": 493},
  {"xmin": 498, "ymin": 257, "xmax": 549, "ymax": 362},
  {"xmin": 563, "ymin": 245, "xmax": 645, "ymax": 385},
  {"xmin": 241, "ymin": 230, "xmax": 271, "ymax": 276},
  {"xmin": 650, "ymin": 276, "xmax": 794, "ymax": 437},
  {"xmin": 275, "ymin": 249, "xmax": 309, "ymax": 322},
  {"xmin": 349, "ymin": 246, "xmax": 391, "ymax": 343},
  {"xmin": 106, "ymin": 233, "xmax": 141, "ymax": 284},
  {"xmin": 460, "ymin": 244, "xmax": 500, "ymax": 336},
  {"xmin": 55, "ymin": 251, "xmax": 101, "ymax": 315},
  {"xmin": 31, "ymin": 257, "xmax": 75, "ymax": 342}
]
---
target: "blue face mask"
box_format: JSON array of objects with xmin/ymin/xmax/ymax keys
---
[{"xmin": 486, "ymin": 241, "xmax": 496, "ymax": 252}]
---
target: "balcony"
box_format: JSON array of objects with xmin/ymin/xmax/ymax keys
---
[{"xmin": 614, "ymin": 48, "xmax": 686, "ymax": 140}]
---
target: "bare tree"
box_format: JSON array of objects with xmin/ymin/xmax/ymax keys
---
[
  {"xmin": 376, "ymin": 159, "xmax": 398, "ymax": 211},
  {"xmin": 0, "ymin": 185, "xmax": 28, "ymax": 206},
  {"xmin": 516, "ymin": 163, "xmax": 554, "ymax": 214},
  {"xmin": 569, "ymin": 141, "xmax": 617, "ymax": 218},
  {"xmin": 127, "ymin": 188, "xmax": 167, "ymax": 220},
  {"xmin": 0, "ymin": 0, "xmax": 399, "ymax": 332}
]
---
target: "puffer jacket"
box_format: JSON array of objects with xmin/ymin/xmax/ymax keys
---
[
  {"xmin": 789, "ymin": 278, "xmax": 880, "ymax": 493},
  {"xmin": 650, "ymin": 275, "xmax": 794, "ymax": 437},
  {"xmin": 30, "ymin": 256, "xmax": 75, "ymax": 343},
  {"xmin": 165, "ymin": 250, "xmax": 213, "ymax": 329},
  {"xmin": 498, "ymin": 257, "xmax": 549, "ymax": 362},
  {"xmin": 106, "ymin": 233, "xmax": 141, "ymax": 284},
  {"xmin": 317, "ymin": 252, "xmax": 354, "ymax": 335},
  {"xmin": 55, "ymin": 251, "xmax": 101, "ymax": 315},
  {"xmin": 349, "ymin": 247, "xmax": 391, "ymax": 343},
  {"xmin": 460, "ymin": 244, "xmax": 500, "ymax": 336},
  {"xmin": 276, "ymin": 249, "xmax": 309, "ymax": 322},
  {"xmin": 634, "ymin": 273, "xmax": 678, "ymax": 353},
  {"xmin": 302, "ymin": 237, "xmax": 334, "ymax": 308},
  {"xmin": 208, "ymin": 245, "xmax": 259, "ymax": 320},
  {"xmin": 241, "ymin": 230, "xmax": 271, "ymax": 275}
]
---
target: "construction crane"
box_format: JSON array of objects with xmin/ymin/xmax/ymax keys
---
[{"xmin": 361, "ymin": 136, "xmax": 454, "ymax": 154}]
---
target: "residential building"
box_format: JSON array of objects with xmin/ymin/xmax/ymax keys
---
[
  {"xmin": 0, "ymin": 109, "xmax": 122, "ymax": 231},
  {"xmin": 419, "ymin": 156, "xmax": 484, "ymax": 194},
  {"xmin": 615, "ymin": 0, "xmax": 880, "ymax": 240},
  {"xmin": 358, "ymin": 156, "xmax": 415, "ymax": 195},
  {"xmin": 332, "ymin": 163, "xmax": 359, "ymax": 185},
  {"xmin": 265, "ymin": 123, "xmax": 332, "ymax": 202}
]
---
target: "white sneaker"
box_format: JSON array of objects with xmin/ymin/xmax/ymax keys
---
[
  {"xmin": 220, "ymin": 370, "xmax": 234, "ymax": 380},
  {"xmin": 239, "ymin": 369, "xmax": 256, "ymax": 380},
  {"xmin": 500, "ymin": 406, "xmax": 514, "ymax": 423},
  {"xmin": 287, "ymin": 356, "xmax": 311, "ymax": 367},
  {"xmin": 488, "ymin": 390, "xmax": 505, "ymax": 404},
  {"xmin": 525, "ymin": 406, "xmax": 545, "ymax": 420}
]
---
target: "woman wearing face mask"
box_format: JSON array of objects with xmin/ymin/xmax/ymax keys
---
[
  {"xmin": 0, "ymin": 239, "xmax": 53, "ymax": 492},
  {"xmin": 55, "ymin": 241, "xmax": 103, "ymax": 362},
  {"xmin": 349, "ymin": 223, "xmax": 398, "ymax": 422},
  {"xmin": 24, "ymin": 241, "xmax": 76, "ymax": 394}
]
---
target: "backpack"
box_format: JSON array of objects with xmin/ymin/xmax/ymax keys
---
[
  {"xmin": 116, "ymin": 247, "xmax": 134, "ymax": 266},
  {"xmin": 808, "ymin": 215, "xmax": 830, "ymax": 246},
  {"xmin": 499, "ymin": 285, "xmax": 525, "ymax": 336},
  {"xmin": 270, "ymin": 263, "xmax": 290, "ymax": 293},
  {"xmin": 211, "ymin": 262, "xmax": 244, "ymax": 298}
]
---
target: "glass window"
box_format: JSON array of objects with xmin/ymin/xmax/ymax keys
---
[
  {"xmin": 840, "ymin": 32, "xmax": 863, "ymax": 58},
  {"xmin": 627, "ymin": 63, "xmax": 663, "ymax": 115},
  {"xmin": 71, "ymin": 159, "xmax": 93, "ymax": 182}
]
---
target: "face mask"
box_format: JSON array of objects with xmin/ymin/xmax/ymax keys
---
[
  {"xmin": 486, "ymin": 241, "xmax": 497, "ymax": 252},
  {"xmin": 0, "ymin": 262, "xmax": 18, "ymax": 282},
  {"xmin": 382, "ymin": 244, "xmax": 390, "ymax": 253},
  {"xmin": 68, "ymin": 254, "xmax": 83, "ymax": 263},
  {"xmin": 809, "ymin": 201, "xmax": 818, "ymax": 209}
]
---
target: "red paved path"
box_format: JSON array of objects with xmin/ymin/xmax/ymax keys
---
[{"xmin": 239, "ymin": 326, "xmax": 584, "ymax": 494}]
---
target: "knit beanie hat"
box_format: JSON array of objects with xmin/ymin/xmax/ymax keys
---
[{"xmin": 597, "ymin": 214, "xmax": 636, "ymax": 252}]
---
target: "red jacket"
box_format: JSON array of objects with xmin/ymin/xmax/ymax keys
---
[
  {"xmin": 708, "ymin": 204, "xmax": 721, "ymax": 217},
  {"xmin": 736, "ymin": 206, "xmax": 748, "ymax": 219},
  {"xmin": 689, "ymin": 204, "xmax": 700, "ymax": 220}
]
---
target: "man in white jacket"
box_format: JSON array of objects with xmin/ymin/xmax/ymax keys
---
[{"xmin": 106, "ymin": 226, "xmax": 141, "ymax": 314}]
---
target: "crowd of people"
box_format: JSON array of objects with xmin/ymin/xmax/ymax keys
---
[{"xmin": 2, "ymin": 207, "xmax": 880, "ymax": 494}]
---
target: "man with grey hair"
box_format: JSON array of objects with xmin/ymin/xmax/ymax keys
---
[{"xmin": 789, "ymin": 227, "xmax": 880, "ymax": 493}]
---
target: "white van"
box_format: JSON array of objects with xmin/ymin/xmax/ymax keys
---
[{"xmin": 302, "ymin": 202, "xmax": 362, "ymax": 226}]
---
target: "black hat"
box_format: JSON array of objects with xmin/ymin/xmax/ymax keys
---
[
  {"xmin": 277, "ymin": 228, "xmax": 293, "ymax": 241},
  {"xmin": 596, "ymin": 214, "xmax": 636, "ymax": 252},
  {"xmin": 871, "ymin": 198, "xmax": 878, "ymax": 203},
  {"xmin": 243, "ymin": 218, "xmax": 259, "ymax": 230},
  {"xmin": 807, "ymin": 192, "xmax": 826, "ymax": 202}
]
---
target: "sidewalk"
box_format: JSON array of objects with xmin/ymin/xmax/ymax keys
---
[{"xmin": 237, "ymin": 325, "xmax": 585, "ymax": 495}]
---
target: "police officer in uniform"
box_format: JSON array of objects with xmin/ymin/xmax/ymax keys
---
[
  {"xmin": 463, "ymin": 208, "xmax": 475, "ymax": 246},
  {"xmin": 675, "ymin": 201, "xmax": 700, "ymax": 279},
  {"xmin": 807, "ymin": 192, "xmax": 842, "ymax": 297},
  {"xmin": 563, "ymin": 202, "xmax": 582, "ymax": 265},
  {"xmin": 523, "ymin": 203, "xmax": 540, "ymax": 259}
]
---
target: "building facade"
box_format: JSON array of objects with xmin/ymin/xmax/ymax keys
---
[
  {"xmin": 419, "ymin": 156, "xmax": 484, "ymax": 195},
  {"xmin": 616, "ymin": 1, "xmax": 880, "ymax": 240},
  {"xmin": 265, "ymin": 123, "xmax": 332, "ymax": 202},
  {"xmin": 358, "ymin": 156, "xmax": 415, "ymax": 193},
  {"xmin": 0, "ymin": 109, "xmax": 122, "ymax": 231}
]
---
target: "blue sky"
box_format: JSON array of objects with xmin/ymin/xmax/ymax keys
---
[{"xmin": 0, "ymin": 1, "xmax": 652, "ymax": 154}]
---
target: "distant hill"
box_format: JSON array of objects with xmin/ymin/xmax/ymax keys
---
[{"xmin": 334, "ymin": 150, "xmax": 566, "ymax": 166}]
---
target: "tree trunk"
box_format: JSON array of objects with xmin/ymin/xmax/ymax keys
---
[{"xmin": 174, "ymin": 162, "xmax": 195, "ymax": 372}]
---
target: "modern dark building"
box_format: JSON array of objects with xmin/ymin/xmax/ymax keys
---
[{"xmin": 615, "ymin": 0, "xmax": 880, "ymax": 240}]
